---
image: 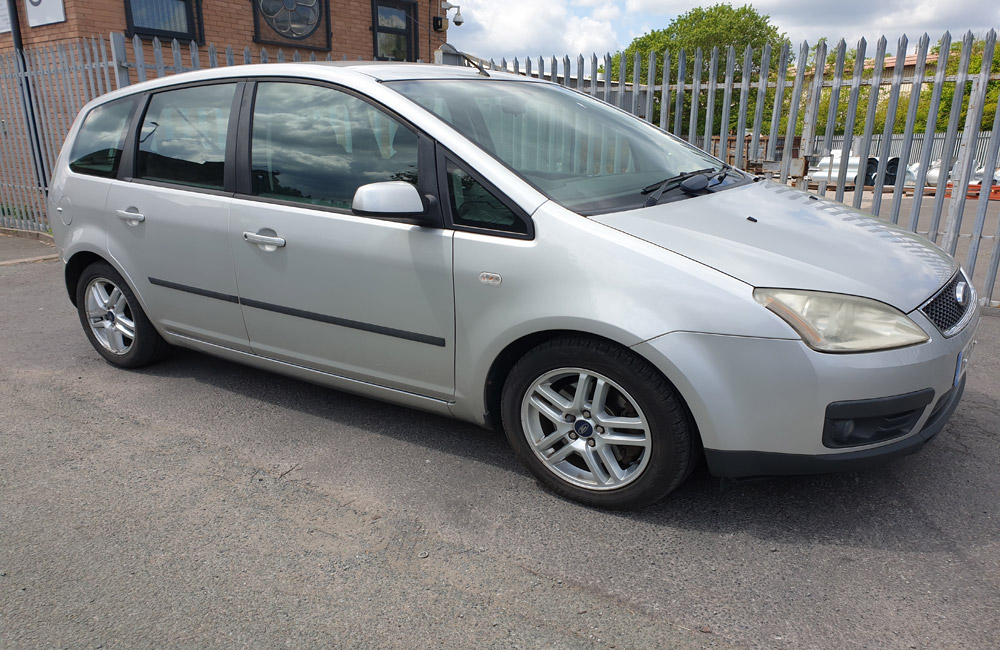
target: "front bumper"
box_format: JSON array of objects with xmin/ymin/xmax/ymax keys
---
[
  {"xmin": 632, "ymin": 308, "xmax": 979, "ymax": 477},
  {"xmin": 703, "ymin": 374, "xmax": 965, "ymax": 478}
]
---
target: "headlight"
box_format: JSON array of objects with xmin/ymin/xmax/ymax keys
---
[{"xmin": 753, "ymin": 288, "xmax": 929, "ymax": 352}]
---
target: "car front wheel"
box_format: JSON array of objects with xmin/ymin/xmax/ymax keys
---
[{"xmin": 501, "ymin": 337, "xmax": 695, "ymax": 509}]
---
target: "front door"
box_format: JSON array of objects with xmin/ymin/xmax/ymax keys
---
[{"xmin": 230, "ymin": 81, "xmax": 454, "ymax": 399}]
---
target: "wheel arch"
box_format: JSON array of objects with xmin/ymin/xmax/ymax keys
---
[
  {"xmin": 65, "ymin": 250, "xmax": 109, "ymax": 307},
  {"xmin": 482, "ymin": 329, "xmax": 702, "ymax": 449}
]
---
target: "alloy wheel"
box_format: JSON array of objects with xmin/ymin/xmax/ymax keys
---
[{"xmin": 520, "ymin": 367, "xmax": 652, "ymax": 490}]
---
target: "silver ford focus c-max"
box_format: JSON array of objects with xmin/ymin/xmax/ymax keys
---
[{"xmin": 47, "ymin": 61, "xmax": 980, "ymax": 508}]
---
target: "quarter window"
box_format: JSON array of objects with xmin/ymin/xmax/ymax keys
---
[
  {"xmin": 136, "ymin": 83, "xmax": 236, "ymax": 190},
  {"xmin": 125, "ymin": 0, "xmax": 201, "ymax": 41},
  {"xmin": 250, "ymin": 82, "xmax": 419, "ymax": 210},
  {"xmin": 69, "ymin": 97, "xmax": 137, "ymax": 178},
  {"xmin": 446, "ymin": 161, "xmax": 526, "ymax": 234},
  {"xmin": 372, "ymin": 0, "xmax": 416, "ymax": 61}
]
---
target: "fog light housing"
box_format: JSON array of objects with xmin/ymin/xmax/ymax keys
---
[{"xmin": 822, "ymin": 388, "xmax": 935, "ymax": 448}]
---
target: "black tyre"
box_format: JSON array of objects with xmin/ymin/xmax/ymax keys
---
[
  {"xmin": 863, "ymin": 158, "xmax": 878, "ymax": 187},
  {"xmin": 501, "ymin": 337, "xmax": 695, "ymax": 509},
  {"xmin": 884, "ymin": 157, "xmax": 899, "ymax": 186},
  {"xmin": 75, "ymin": 261, "xmax": 170, "ymax": 368}
]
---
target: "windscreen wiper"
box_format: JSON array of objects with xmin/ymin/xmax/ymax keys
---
[
  {"xmin": 711, "ymin": 164, "xmax": 734, "ymax": 185},
  {"xmin": 641, "ymin": 167, "xmax": 719, "ymax": 207},
  {"xmin": 439, "ymin": 43, "xmax": 490, "ymax": 77}
]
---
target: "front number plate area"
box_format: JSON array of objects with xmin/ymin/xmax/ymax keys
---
[{"xmin": 955, "ymin": 335, "xmax": 977, "ymax": 387}]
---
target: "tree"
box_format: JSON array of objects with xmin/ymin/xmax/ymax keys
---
[
  {"xmin": 810, "ymin": 36, "xmax": 999, "ymax": 140},
  {"xmin": 610, "ymin": 3, "xmax": 789, "ymax": 138},
  {"xmin": 612, "ymin": 3, "xmax": 787, "ymax": 82},
  {"xmin": 919, "ymin": 37, "xmax": 999, "ymax": 133}
]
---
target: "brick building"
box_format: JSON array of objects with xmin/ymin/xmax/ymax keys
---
[{"xmin": 0, "ymin": 0, "xmax": 451, "ymax": 61}]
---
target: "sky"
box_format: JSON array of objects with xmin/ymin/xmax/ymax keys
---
[{"xmin": 447, "ymin": 0, "xmax": 1000, "ymax": 63}]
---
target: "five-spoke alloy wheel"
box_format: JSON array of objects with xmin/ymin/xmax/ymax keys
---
[
  {"xmin": 83, "ymin": 276, "xmax": 136, "ymax": 356},
  {"xmin": 502, "ymin": 337, "xmax": 694, "ymax": 509},
  {"xmin": 75, "ymin": 262, "xmax": 169, "ymax": 368}
]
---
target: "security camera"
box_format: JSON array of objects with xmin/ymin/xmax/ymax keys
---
[{"xmin": 452, "ymin": 9, "xmax": 464, "ymax": 26}]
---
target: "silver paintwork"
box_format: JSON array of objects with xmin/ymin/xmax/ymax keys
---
[
  {"xmin": 106, "ymin": 180, "xmax": 251, "ymax": 353},
  {"xmin": 590, "ymin": 181, "xmax": 957, "ymax": 312},
  {"xmin": 47, "ymin": 62, "xmax": 981, "ymax": 476},
  {"xmin": 352, "ymin": 181, "xmax": 425, "ymax": 216}
]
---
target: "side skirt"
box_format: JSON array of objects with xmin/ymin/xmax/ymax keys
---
[{"xmin": 163, "ymin": 332, "xmax": 457, "ymax": 419}]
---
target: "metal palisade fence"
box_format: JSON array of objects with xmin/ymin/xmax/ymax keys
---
[{"xmin": 1, "ymin": 30, "xmax": 999, "ymax": 305}]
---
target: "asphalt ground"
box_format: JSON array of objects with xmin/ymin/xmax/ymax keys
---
[
  {"xmin": 1, "ymin": 245, "xmax": 998, "ymax": 649},
  {"xmin": 0, "ymin": 232, "xmax": 56, "ymax": 264}
]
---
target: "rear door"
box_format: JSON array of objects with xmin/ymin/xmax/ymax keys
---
[
  {"xmin": 105, "ymin": 82, "xmax": 250, "ymax": 351},
  {"xmin": 229, "ymin": 80, "xmax": 455, "ymax": 399}
]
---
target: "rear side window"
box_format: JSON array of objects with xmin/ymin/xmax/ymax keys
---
[
  {"xmin": 136, "ymin": 83, "xmax": 236, "ymax": 190},
  {"xmin": 250, "ymin": 81, "xmax": 419, "ymax": 210},
  {"xmin": 68, "ymin": 97, "xmax": 136, "ymax": 178}
]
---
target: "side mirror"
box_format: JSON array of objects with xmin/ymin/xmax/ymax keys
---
[{"xmin": 352, "ymin": 182, "xmax": 429, "ymax": 223}]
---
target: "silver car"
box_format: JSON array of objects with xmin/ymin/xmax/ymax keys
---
[{"xmin": 48, "ymin": 62, "xmax": 980, "ymax": 508}]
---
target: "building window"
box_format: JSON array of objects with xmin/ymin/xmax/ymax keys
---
[
  {"xmin": 125, "ymin": 0, "xmax": 202, "ymax": 41},
  {"xmin": 372, "ymin": 0, "xmax": 417, "ymax": 61},
  {"xmin": 257, "ymin": 0, "xmax": 322, "ymax": 40},
  {"xmin": 253, "ymin": 0, "xmax": 331, "ymax": 51}
]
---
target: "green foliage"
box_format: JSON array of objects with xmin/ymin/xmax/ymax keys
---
[
  {"xmin": 614, "ymin": 3, "xmax": 787, "ymax": 76},
  {"xmin": 922, "ymin": 38, "xmax": 999, "ymax": 132},
  {"xmin": 609, "ymin": 3, "xmax": 789, "ymax": 137},
  {"xmin": 809, "ymin": 36, "xmax": 998, "ymax": 138},
  {"xmin": 602, "ymin": 17, "xmax": 996, "ymax": 144},
  {"xmin": 0, "ymin": 203, "xmax": 25, "ymax": 219}
]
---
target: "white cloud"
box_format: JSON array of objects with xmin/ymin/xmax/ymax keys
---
[
  {"xmin": 591, "ymin": 4, "xmax": 621, "ymax": 22},
  {"xmin": 623, "ymin": 0, "xmax": 682, "ymax": 13},
  {"xmin": 566, "ymin": 14, "xmax": 620, "ymax": 54},
  {"xmin": 449, "ymin": 0, "xmax": 621, "ymax": 60},
  {"xmin": 449, "ymin": 0, "xmax": 1000, "ymax": 61},
  {"xmin": 621, "ymin": 0, "xmax": 1000, "ymax": 50}
]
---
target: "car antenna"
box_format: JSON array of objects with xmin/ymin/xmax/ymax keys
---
[{"xmin": 439, "ymin": 43, "xmax": 490, "ymax": 77}]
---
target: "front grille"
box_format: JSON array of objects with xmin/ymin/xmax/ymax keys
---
[{"xmin": 920, "ymin": 272, "xmax": 974, "ymax": 336}]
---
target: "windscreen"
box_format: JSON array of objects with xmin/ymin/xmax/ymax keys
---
[{"xmin": 387, "ymin": 79, "xmax": 725, "ymax": 214}]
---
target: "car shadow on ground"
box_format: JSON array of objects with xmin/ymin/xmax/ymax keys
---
[{"xmin": 133, "ymin": 347, "xmax": 996, "ymax": 552}]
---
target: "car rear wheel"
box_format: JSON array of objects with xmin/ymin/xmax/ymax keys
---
[
  {"xmin": 76, "ymin": 261, "xmax": 170, "ymax": 368},
  {"xmin": 501, "ymin": 337, "xmax": 695, "ymax": 509}
]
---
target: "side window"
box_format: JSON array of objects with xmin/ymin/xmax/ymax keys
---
[
  {"xmin": 68, "ymin": 97, "xmax": 136, "ymax": 178},
  {"xmin": 136, "ymin": 83, "xmax": 236, "ymax": 190},
  {"xmin": 250, "ymin": 82, "xmax": 419, "ymax": 210},
  {"xmin": 446, "ymin": 161, "xmax": 527, "ymax": 235}
]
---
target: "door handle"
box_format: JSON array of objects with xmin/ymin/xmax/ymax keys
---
[
  {"xmin": 115, "ymin": 209, "xmax": 145, "ymax": 224},
  {"xmin": 243, "ymin": 231, "xmax": 286, "ymax": 250}
]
